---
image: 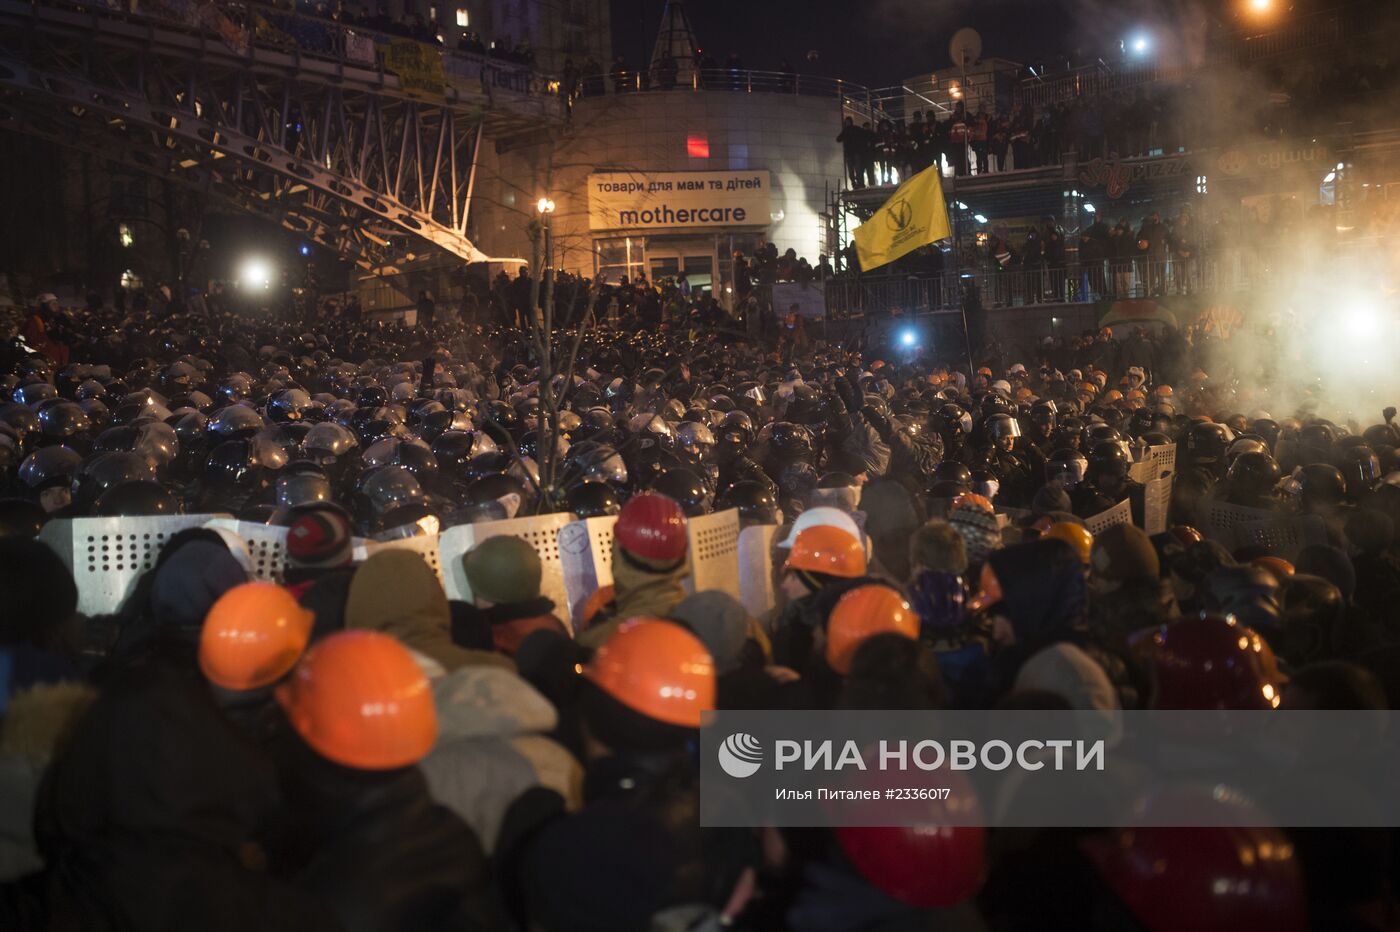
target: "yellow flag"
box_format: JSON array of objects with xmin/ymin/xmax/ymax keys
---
[{"xmin": 851, "ymin": 164, "xmax": 952, "ymax": 272}]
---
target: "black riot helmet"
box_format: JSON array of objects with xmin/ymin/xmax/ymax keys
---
[
  {"xmin": 93, "ymin": 480, "xmax": 181, "ymax": 517},
  {"xmin": 650, "ymin": 468, "xmax": 712, "ymax": 517},
  {"xmin": 566, "ymin": 481, "xmax": 623, "ymax": 519},
  {"xmin": 716, "ymin": 480, "xmax": 780, "ymax": 527},
  {"xmin": 1046, "ymin": 448, "xmax": 1089, "ymax": 489},
  {"xmin": 1227, "ymin": 451, "xmax": 1282, "ymax": 500}
]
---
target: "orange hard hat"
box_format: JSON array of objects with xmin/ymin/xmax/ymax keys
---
[
  {"xmin": 783, "ymin": 525, "xmax": 867, "ymax": 578},
  {"xmin": 199, "ymin": 582, "xmax": 315, "ymax": 691},
  {"xmin": 968, "ymin": 562, "xmax": 1003, "ymax": 612},
  {"xmin": 275, "ymin": 630, "xmax": 437, "ymax": 770},
  {"xmin": 583, "ymin": 618, "xmax": 715, "ymax": 728},
  {"xmin": 1252, "ymin": 556, "xmax": 1296, "ymax": 584},
  {"xmin": 1043, "ymin": 522, "xmax": 1093, "ymax": 565},
  {"xmin": 950, "ymin": 492, "xmax": 994, "ymax": 514},
  {"xmin": 977, "ymin": 366, "xmax": 994, "ymax": 378},
  {"xmin": 1104, "ymin": 390, "xmax": 1124, "ymax": 403},
  {"xmin": 826, "ymin": 585, "xmax": 919, "ymax": 674},
  {"xmin": 1155, "ymin": 385, "xmax": 1174, "ymax": 397}
]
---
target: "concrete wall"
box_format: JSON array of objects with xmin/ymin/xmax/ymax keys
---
[{"xmin": 470, "ymin": 89, "xmax": 845, "ymax": 276}]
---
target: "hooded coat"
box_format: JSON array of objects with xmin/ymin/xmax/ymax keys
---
[
  {"xmin": 34, "ymin": 664, "xmax": 339, "ymax": 932},
  {"xmin": 272, "ymin": 731, "xmax": 504, "ymax": 932},
  {"xmin": 344, "ymin": 550, "xmax": 513, "ymax": 672},
  {"xmin": 578, "ymin": 541, "xmax": 689, "ymax": 648},
  {"xmin": 420, "ymin": 665, "xmax": 583, "ymax": 853}
]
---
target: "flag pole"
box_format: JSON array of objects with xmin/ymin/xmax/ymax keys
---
[{"xmin": 947, "ymin": 169, "xmax": 976, "ymax": 379}]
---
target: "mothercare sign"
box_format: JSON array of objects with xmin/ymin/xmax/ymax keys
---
[{"xmin": 589, "ymin": 171, "xmax": 771, "ymax": 231}]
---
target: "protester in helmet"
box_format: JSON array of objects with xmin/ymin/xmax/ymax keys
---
[
  {"xmin": 270, "ymin": 630, "xmax": 505, "ymax": 930},
  {"xmin": 343, "ymin": 549, "xmax": 512, "ymax": 673},
  {"xmin": 455, "ymin": 535, "xmax": 568, "ymax": 656},
  {"xmin": 516, "ymin": 620, "xmax": 744, "ymax": 932},
  {"xmin": 577, "ymin": 492, "xmax": 690, "ymax": 647}
]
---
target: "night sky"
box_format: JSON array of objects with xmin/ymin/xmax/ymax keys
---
[{"xmin": 608, "ymin": 0, "xmax": 1183, "ymax": 88}]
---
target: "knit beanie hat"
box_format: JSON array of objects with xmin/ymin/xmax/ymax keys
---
[
  {"xmin": 947, "ymin": 499, "xmax": 1001, "ymax": 565},
  {"xmin": 287, "ymin": 510, "xmax": 354, "ymax": 570},
  {"xmin": 1090, "ymin": 523, "xmax": 1159, "ymax": 583},
  {"xmin": 1031, "ymin": 484, "xmax": 1073, "ymax": 517},
  {"xmin": 463, "ymin": 535, "xmax": 542, "ymax": 605}
]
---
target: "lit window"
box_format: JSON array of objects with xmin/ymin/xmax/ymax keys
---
[
  {"xmin": 428, "ymin": 5, "xmax": 437, "ymax": 20},
  {"xmin": 1196, "ymin": 174, "xmax": 1208, "ymax": 194},
  {"xmin": 687, "ymin": 133, "xmax": 709, "ymax": 159},
  {"xmin": 118, "ymin": 223, "xmax": 134, "ymax": 248},
  {"xmin": 119, "ymin": 269, "xmax": 142, "ymax": 289},
  {"xmin": 456, "ymin": 7, "xmax": 468, "ymax": 26}
]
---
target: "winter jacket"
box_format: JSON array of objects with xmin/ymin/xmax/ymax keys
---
[
  {"xmin": 578, "ymin": 542, "xmax": 689, "ymax": 648},
  {"xmin": 420, "ymin": 665, "xmax": 583, "ymax": 853},
  {"xmin": 520, "ymin": 751, "xmax": 755, "ymax": 932},
  {"xmin": 452, "ymin": 597, "xmax": 568, "ymax": 657},
  {"xmin": 273, "ymin": 733, "xmax": 503, "ymax": 932},
  {"xmin": 345, "ymin": 549, "xmax": 513, "ymax": 672},
  {"xmin": 35, "ymin": 664, "xmax": 340, "ymax": 932},
  {"xmin": 0, "ymin": 682, "xmax": 95, "ymax": 883},
  {"xmin": 835, "ymin": 412, "xmax": 891, "ymax": 478}
]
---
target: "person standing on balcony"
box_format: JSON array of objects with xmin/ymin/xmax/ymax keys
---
[
  {"xmin": 971, "ymin": 106, "xmax": 990, "ymax": 175},
  {"xmin": 1135, "ymin": 211, "xmax": 1168, "ymax": 296},
  {"xmin": 1114, "ymin": 219, "xmax": 1136, "ymax": 295},
  {"xmin": 949, "ymin": 101, "xmax": 969, "ymax": 175},
  {"xmin": 1013, "ymin": 103, "xmax": 1036, "ymax": 170},
  {"xmin": 1169, "ymin": 210, "xmax": 1199, "ymax": 295},
  {"xmin": 1081, "ymin": 214, "xmax": 1110, "ymax": 298},
  {"xmin": 837, "ymin": 117, "xmax": 866, "ymax": 190},
  {"xmin": 990, "ymin": 111, "xmax": 1010, "ymax": 172}
]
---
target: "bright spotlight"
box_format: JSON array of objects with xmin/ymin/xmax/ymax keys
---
[
  {"xmin": 1084, "ymin": 203, "xmax": 1097, "ymax": 213},
  {"xmin": 1129, "ymin": 34, "xmax": 1150, "ymax": 55},
  {"xmin": 1344, "ymin": 306, "xmax": 1380, "ymax": 340},
  {"xmin": 1249, "ymin": 0, "xmax": 1271, "ymax": 11},
  {"xmin": 974, "ymin": 213, "xmax": 989, "ymax": 224},
  {"xmin": 299, "ymin": 243, "xmax": 311, "ymax": 257},
  {"xmin": 238, "ymin": 257, "xmax": 273, "ymax": 289},
  {"xmin": 899, "ymin": 327, "xmax": 918, "ymax": 348}
]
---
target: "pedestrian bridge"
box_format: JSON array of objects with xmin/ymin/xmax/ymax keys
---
[{"xmin": 0, "ymin": 0, "xmax": 563, "ymax": 269}]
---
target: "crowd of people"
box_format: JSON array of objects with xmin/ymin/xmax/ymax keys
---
[
  {"xmin": 838, "ymin": 85, "xmax": 1200, "ymax": 188},
  {"xmin": 1, "ymin": 283, "xmax": 1400, "ymax": 931}
]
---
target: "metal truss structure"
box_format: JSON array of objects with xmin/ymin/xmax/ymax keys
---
[{"xmin": 0, "ymin": 1, "xmax": 557, "ymax": 269}]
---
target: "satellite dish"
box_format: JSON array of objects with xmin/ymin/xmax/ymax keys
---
[{"xmin": 949, "ymin": 28, "xmax": 983, "ymax": 68}]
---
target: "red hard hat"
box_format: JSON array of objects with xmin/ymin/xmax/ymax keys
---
[
  {"xmin": 1147, "ymin": 614, "xmax": 1283, "ymax": 710},
  {"xmin": 1082, "ymin": 792, "xmax": 1305, "ymax": 932},
  {"xmin": 837, "ymin": 814, "xmax": 985, "ymax": 907},
  {"xmin": 614, "ymin": 492, "xmax": 688, "ymax": 563}
]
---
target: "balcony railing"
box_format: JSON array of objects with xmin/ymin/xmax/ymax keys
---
[
  {"xmin": 32, "ymin": 0, "xmax": 555, "ymax": 101},
  {"xmin": 823, "ymin": 253, "xmax": 1284, "ymax": 315},
  {"xmin": 571, "ymin": 67, "xmax": 869, "ymax": 103}
]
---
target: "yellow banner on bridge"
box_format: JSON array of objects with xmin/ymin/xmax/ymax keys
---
[{"xmin": 383, "ymin": 39, "xmax": 446, "ymax": 98}]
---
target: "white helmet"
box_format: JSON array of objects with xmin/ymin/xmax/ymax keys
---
[{"xmin": 778, "ymin": 506, "xmax": 863, "ymax": 549}]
